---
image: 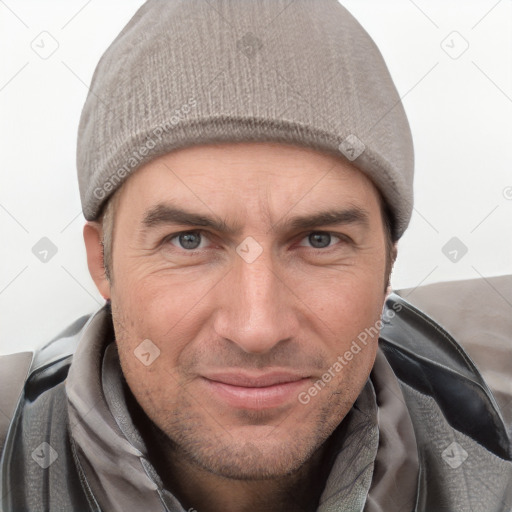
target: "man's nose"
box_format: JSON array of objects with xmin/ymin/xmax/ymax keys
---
[{"xmin": 212, "ymin": 248, "xmax": 299, "ymax": 354}]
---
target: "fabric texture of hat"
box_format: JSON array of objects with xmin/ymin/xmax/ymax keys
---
[{"xmin": 77, "ymin": 0, "xmax": 414, "ymax": 238}]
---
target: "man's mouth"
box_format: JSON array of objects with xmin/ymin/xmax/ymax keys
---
[{"xmin": 200, "ymin": 371, "xmax": 311, "ymax": 410}]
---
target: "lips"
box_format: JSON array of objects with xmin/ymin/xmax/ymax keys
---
[
  {"xmin": 204, "ymin": 371, "xmax": 307, "ymax": 388},
  {"xmin": 201, "ymin": 371, "xmax": 310, "ymax": 410}
]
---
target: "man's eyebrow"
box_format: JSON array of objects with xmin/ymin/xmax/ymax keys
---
[
  {"xmin": 141, "ymin": 203, "xmax": 370, "ymax": 236},
  {"xmin": 141, "ymin": 204, "xmax": 239, "ymax": 235},
  {"xmin": 273, "ymin": 206, "xmax": 370, "ymax": 233}
]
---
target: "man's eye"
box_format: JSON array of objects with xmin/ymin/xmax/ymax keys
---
[
  {"xmin": 298, "ymin": 232, "xmax": 344, "ymax": 249},
  {"xmin": 164, "ymin": 230, "xmax": 348, "ymax": 253},
  {"xmin": 167, "ymin": 231, "xmax": 210, "ymax": 251}
]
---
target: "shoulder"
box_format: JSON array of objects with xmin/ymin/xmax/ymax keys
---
[
  {"xmin": 0, "ymin": 313, "xmax": 92, "ymax": 456},
  {"xmin": 395, "ymin": 274, "xmax": 512, "ymax": 430},
  {"xmin": 380, "ymin": 292, "xmax": 511, "ymax": 460},
  {"xmin": 381, "ymin": 291, "xmax": 512, "ymax": 510},
  {"xmin": 0, "ymin": 312, "xmax": 100, "ymax": 512},
  {"xmin": 0, "ymin": 351, "xmax": 33, "ymax": 455}
]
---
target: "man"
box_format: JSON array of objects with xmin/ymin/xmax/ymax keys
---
[{"xmin": 1, "ymin": 1, "xmax": 511, "ymax": 511}]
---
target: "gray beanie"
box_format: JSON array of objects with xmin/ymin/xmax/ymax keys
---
[{"xmin": 77, "ymin": 0, "xmax": 414, "ymax": 239}]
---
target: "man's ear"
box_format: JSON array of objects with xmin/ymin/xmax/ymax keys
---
[{"xmin": 83, "ymin": 221, "xmax": 111, "ymax": 300}]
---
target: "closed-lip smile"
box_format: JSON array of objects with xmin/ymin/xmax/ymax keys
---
[{"xmin": 200, "ymin": 370, "xmax": 311, "ymax": 410}]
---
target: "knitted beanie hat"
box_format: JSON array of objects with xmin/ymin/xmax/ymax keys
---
[{"xmin": 77, "ymin": 0, "xmax": 414, "ymax": 239}]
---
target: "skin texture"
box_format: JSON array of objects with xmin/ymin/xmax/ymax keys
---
[{"xmin": 84, "ymin": 141, "xmax": 392, "ymax": 512}]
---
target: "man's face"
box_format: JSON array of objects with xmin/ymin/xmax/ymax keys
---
[{"xmin": 104, "ymin": 141, "xmax": 388, "ymax": 479}]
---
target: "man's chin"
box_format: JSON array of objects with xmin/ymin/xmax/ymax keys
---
[
  {"xmin": 173, "ymin": 423, "xmax": 324, "ymax": 481},
  {"xmin": 188, "ymin": 444, "xmax": 309, "ymax": 481}
]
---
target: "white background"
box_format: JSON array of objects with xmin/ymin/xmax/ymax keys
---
[{"xmin": 1, "ymin": 0, "xmax": 511, "ymax": 355}]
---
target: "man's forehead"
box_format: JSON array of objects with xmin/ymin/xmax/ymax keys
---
[
  {"xmin": 109, "ymin": 142, "xmax": 383, "ymax": 233},
  {"xmin": 120, "ymin": 142, "xmax": 378, "ymax": 199}
]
